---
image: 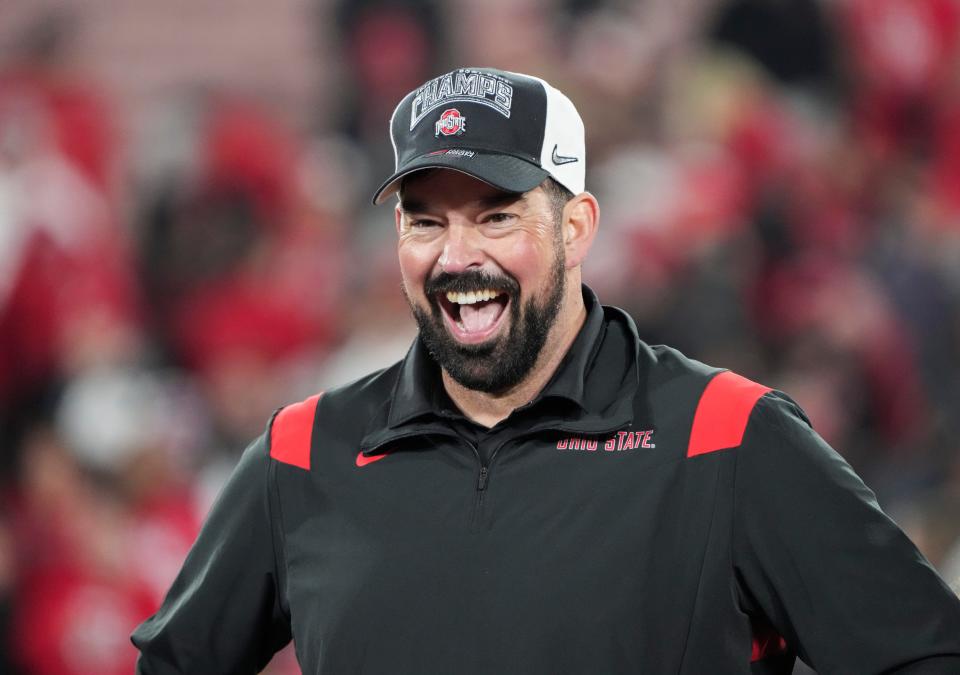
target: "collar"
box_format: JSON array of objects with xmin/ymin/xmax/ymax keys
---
[{"xmin": 384, "ymin": 285, "xmax": 624, "ymax": 429}]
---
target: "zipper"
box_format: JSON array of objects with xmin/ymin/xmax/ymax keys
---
[
  {"xmin": 363, "ymin": 427, "xmax": 489, "ymax": 502},
  {"xmin": 362, "ymin": 420, "xmax": 632, "ymax": 517},
  {"xmin": 477, "ymin": 465, "xmax": 489, "ymax": 491},
  {"xmin": 465, "ymin": 442, "xmax": 488, "ymax": 513},
  {"xmin": 471, "ymin": 419, "xmax": 635, "ymax": 516},
  {"xmin": 481, "ymin": 419, "xmax": 633, "ymax": 479}
]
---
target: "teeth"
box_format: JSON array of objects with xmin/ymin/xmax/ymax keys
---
[{"xmin": 445, "ymin": 289, "xmax": 502, "ymax": 305}]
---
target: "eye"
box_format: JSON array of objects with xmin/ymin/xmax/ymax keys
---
[
  {"xmin": 405, "ymin": 217, "xmax": 442, "ymax": 230},
  {"xmin": 484, "ymin": 212, "xmax": 515, "ymax": 225}
]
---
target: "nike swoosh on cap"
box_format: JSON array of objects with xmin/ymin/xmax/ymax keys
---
[
  {"xmin": 551, "ymin": 144, "xmax": 579, "ymax": 165},
  {"xmin": 356, "ymin": 451, "xmax": 388, "ymax": 467}
]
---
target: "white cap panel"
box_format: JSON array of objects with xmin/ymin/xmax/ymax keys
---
[{"xmin": 532, "ymin": 77, "xmax": 585, "ymax": 195}]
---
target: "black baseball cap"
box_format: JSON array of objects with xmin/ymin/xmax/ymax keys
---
[{"xmin": 372, "ymin": 67, "xmax": 585, "ymax": 205}]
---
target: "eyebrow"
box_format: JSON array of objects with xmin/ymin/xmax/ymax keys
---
[{"xmin": 399, "ymin": 192, "xmax": 526, "ymax": 214}]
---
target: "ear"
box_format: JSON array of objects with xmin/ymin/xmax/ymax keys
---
[
  {"xmin": 394, "ymin": 202, "xmax": 404, "ymax": 235},
  {"xmin": 561, "ymin": 192, "xmax": 599, "ymax": 269}
]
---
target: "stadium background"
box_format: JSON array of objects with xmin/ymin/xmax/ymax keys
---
[{"xmin": 0, "ymin": 0, "xmax": 958, "ymax": 673}]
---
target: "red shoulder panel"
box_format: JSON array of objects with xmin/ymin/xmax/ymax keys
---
[
  {"xmin": 270, "ymin": 393, "xmax": 323, "ymax": 470},
  {"xmin": 686, "ymin": 371, "xmax": 771, "ymax": 458}
]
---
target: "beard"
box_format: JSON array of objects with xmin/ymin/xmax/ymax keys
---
[{"xmin": 405, "ymin": 250, "xmax": 566, "ymax": 395}]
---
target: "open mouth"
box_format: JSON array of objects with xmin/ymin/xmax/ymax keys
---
[{"xmin": 437, "ymin": 288, "xmax": 510, "ymax": 344}]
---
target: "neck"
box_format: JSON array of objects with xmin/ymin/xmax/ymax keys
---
[{"xmin": 442, "ymin": 280, "xmax": 586, "ymax": 428}]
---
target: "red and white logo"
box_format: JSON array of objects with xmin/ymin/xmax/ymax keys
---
[{"xmin": 435, "ymin": 108, "xmax": 467, "ymax": 137}]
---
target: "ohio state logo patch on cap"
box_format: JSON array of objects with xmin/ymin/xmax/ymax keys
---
[{"xmin": 435, "ymin": 108, "xmax": 466, "ymax": 137}]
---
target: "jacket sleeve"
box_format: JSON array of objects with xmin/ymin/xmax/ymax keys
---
[
  {"xmin": 131, "ymin": 431, "xmax": 292, "ymax": 674},
  {"xmin": 732, "ymin": 392, "xmax": 960, "ymax": 673}
]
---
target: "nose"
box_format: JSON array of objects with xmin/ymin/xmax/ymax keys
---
[{"xmin": 438, "ymin": 223, "xmax": 484, "ymax": 274}]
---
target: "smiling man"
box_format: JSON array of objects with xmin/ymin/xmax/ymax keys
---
[
  {"xmin": 133, "ymin": 68, "xmax": 960, "ymax": 674},
  {"xmin": 395, "ymin": 169, "xmax": 593, "ymax": 426}
]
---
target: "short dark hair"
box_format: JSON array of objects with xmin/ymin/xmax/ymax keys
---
[{"xmin": 540, "ymin": 177, "xmax": 574, "ymax": 228}]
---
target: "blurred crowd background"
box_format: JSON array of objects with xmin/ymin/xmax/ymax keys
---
[{"xmin": 1, "ymin": 0, "xmax": 959, "ymax": 673}]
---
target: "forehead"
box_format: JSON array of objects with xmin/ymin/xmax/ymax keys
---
[{"xmin": 400, "ymin": 169, "xmax": 533, "ymax": 211}]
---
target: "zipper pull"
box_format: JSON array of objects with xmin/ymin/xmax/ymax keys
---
[{"xmin": 477, "ymin": 466, "xmax": 489, "ymax": 491}]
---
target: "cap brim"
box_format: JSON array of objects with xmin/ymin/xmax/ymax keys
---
[{"xmin": 372, "ymin": 151, "xmax": 550, "ymax": 205}]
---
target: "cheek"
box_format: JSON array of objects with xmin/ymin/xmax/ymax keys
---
[
  {"xmin": 501, "ymin": 235, "xmax": 557, "ymax": 288},
  {"xmin": 397, "ymin": 241, "xmax": 435, "ymax": 294}
]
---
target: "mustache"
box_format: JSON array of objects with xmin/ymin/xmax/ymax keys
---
[{"xmin": 424, "ymin": 270, "xmax": 519, "ymax": 297}]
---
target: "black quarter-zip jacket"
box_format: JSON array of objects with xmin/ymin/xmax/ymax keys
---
[{"xmin": 133, "ymin": 288, "xmax": 960, "ymax": 674}]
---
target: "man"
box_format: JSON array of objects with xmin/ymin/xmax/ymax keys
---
[{"xmin": 133, "ymin": 68, "xmax": 960, "ymax": 674}]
